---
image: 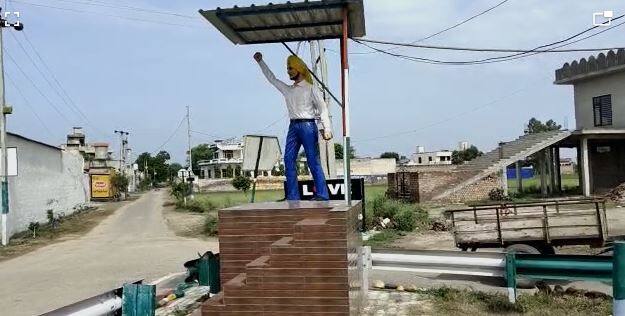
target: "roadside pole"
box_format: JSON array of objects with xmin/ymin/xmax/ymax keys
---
[
  {"xmin": 340, "ymin": 7, "xmax": 351, "ymax": 206},
  {"xmin": 310, "ymin": 40, "xmax": 336, "ymax": 178},
  {"xmin": 614, "ymin": 241, "xmax": 625, "ymax": 315},
  {"xmin": 0, "ymin": 23, "xmax": 7, "ymax": 246},
  {"xmin": 186, "ymin": 106, "xmax": 194, "ymax": 199},
  {"xmin": 0, "ymin": 10, "xmax": 22, "ymax": 246}
]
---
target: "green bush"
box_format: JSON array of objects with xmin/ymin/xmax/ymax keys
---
[
  {"xmin": 204, "ymin": 214, "xmax": 218, "ymax": 236},
  {"xmin": 371, "ymin": 196, "xmax": 401, "ymax": 219},
  {"xmin": 232, "ymin": 175, "xmax": 252, "ymax": 193},
  {"xmin": 364, "ymin": 206, "xmax": 374, "ymax": 230},
  {"xmin": 185, "ymin": 200, "xmax": 206, "ymax": 213},
  {"xmin": 367, "ymin": 196, "xmax": 430, "ymax": 232},
  {"xmin": 171, "ymin": 182, "xmax": 192, "ymax": 200},
  {"xmin": 394, "ymin": 208, "xmax": 416, "ymax": 231}
]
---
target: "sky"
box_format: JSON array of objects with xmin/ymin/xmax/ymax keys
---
[{"xmin": 2, "ymin": 0, "xmax": 625, "ymax": 164}]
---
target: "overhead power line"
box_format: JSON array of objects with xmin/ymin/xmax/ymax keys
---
[
  {"xmin": 8, "ymin": 32, "xmax": 88, "ymax": 124},
  {"xmin": 355, "ymin": 38, "xmax": 625, "ymax": 53},
  {"xmin": 190, "ymin": 130, "xmax": 222, "ymax": 139},
  {"xmin": 5, "ymin": 72, "xmax": 54, "ymax": 135},
  {"xmin": 11, "ymin": 0, "xmax": 197, "ymax": 28},
  {"xmin": 17, "ymin": 30, "xmax": 109, "ymax": 138},
  {"xmin": 350, "ymin": 0, "xmax": 511, "ymax": 55},
  {"xmin": 3, "ymin": 50, "xmax": 72, "ymax": 122},
  {"xmin": 352, "ymin": 15, "xmax": 625, "ymax": 66},
  {"xmin": 152, "ymin": 114, "xmax": 186, "ymax": 154},
  {"xmin": 47, "ymin": 0, "xmax": 198, "ymax": 19}
]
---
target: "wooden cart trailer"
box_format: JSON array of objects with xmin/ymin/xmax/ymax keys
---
[{"xmin": 445, "ymin": 199, "xmax": 611, "ymax": 254}]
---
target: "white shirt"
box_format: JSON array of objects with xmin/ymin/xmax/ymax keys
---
[{"xmin": 258, "ymin": 60, "xmax": 332, "ymax": 133}]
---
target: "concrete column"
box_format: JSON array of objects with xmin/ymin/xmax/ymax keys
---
[
  {"xmin": 581, "ymin": 137, "xmax": 591, "ymax": 196},
  {"xmin": 515, "ymin": 161, "xmax": 523, "ymax": 193},
  {"xmin": 554, "ymin": 147, "xmax": 562, "ymax": 193},
  {"xmin": 501, "ymin": 166, "xmax": 509, "ymax": 196},
  {"xmin": 549, "ymin": 147, "xmax": 556, "ymax": 195},
  {"xmin": 540, "ymin": 150, "xmax": 548, "ymax": 197}
]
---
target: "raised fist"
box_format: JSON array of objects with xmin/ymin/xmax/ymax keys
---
[{"xmin": 253, "ymin": 52, "xmax": 262, "ymax": 62}]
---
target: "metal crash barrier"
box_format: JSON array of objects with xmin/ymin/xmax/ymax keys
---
[{"xmin": 367, "ymin": 242, "xmax": 625, "ymax": 315}]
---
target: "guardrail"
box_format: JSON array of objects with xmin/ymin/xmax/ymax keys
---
[
  {"xmin": 370, "ymin": 249, "xmax": 505, "ymax": 277},
  {"xmin": 41, "ymin": 280, "xmax": 142, "ymax": 316},
  {"xmin": 366, "ymin": 243, "xmax": 625, "ymax": 315}
]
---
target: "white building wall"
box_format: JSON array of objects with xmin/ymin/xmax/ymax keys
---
[
  {"xmin": 573, "ymin": 71, "xmax": 625, "ymax": 130},
  {"xmin": 6, "ymin": 135, "xmax": 89, "ymax": 237},
  {"xmin": 336, "ymin": 158, "xmax": 396, "ymax": 177}
]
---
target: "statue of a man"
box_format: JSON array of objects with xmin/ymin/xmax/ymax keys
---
[{"xmin": 254, "ymin": 52, "xmax": 332, "ymax": 201}]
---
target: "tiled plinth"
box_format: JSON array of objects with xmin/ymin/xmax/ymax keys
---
[{"xmin": 202, "ymin": 201, "xmax": 363, "ymax": 316}]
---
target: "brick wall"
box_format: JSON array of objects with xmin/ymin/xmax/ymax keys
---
[
  {"xmin": 204, "ymin": 201, "xmax": 364, "ymax": 316},
  {"xmin": 443, "ymin": 174, "xmax": 502, "ymax": 203},
  {"xmin": 388, "ymin": 170, "xmax": 502, "ymax": 204}
]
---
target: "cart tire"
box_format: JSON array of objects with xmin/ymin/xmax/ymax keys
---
[{"xmin": 505, "ymin": 244, "xmax": 540, "ymax": 289}]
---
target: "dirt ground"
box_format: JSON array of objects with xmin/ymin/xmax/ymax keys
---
[
  {"xmin": 0, "ymin": 198, "xmax": 135, "ymax": 262},
  {"xmin": 162, "ymin": 198, "xmax": 214, "ymax": 240}
]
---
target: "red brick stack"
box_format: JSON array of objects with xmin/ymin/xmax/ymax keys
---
[{"xmin": 202, "ymin": 201, "xmax": 363, "ymax": 316}]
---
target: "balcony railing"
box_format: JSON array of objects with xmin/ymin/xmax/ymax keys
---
[{"xmin": 198, "ymin": 158, "xmax": 243, "ymax": 165}]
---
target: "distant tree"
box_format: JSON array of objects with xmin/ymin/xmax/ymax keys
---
[
  {"xmin": 111, "ymin": 173, "xmax": 130, "ymax": 195},
  {"xmin": 452, "ymin": 145, "xmax": 483, "ymax": 165},
  {"xmin": 334, "ymin": 143, "xmax": 355, "ymax": 159},
  {"xmin": 525, "ymin": 117, "xmax": 562, "ymax": 134},
  {"xmin": 190, "ymin": 144, "xmax": 215, "ymax": 175},
  {"xmin": 523, "ymin": 118, "xmax": 563, "ymax": 171},
  {"xmin": 135, "ymin": 152, "xmax": 152, "ymax": 172},
  {"xmin": 134, "ymin": 151, "xmax": 172, "ymax": 184},
  {"xmin": 380, "ymin": 152, "xmax": 400, "ymax": 161},
  {"xmin": 168, "ymin": 163, "xmax": 183, "ymax": 181}
]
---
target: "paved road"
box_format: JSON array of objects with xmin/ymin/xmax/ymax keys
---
[{"xmin": 0, "ymin": 190, "xmax": 218, "ymax": 316}]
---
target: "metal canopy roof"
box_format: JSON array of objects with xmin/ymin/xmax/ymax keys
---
[{"xmin": 199, "ymin": 0, "xmax": 365, "ymax": 45}]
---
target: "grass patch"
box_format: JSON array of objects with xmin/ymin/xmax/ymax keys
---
[
  {"xmin": 191, "ymin": 184, "xmax": 388, "ymax": 210},
  {"xmin": 204, "ymin": 214, "xmax": 218, "ymax": 236},
  {"xmin": 0, "ymin": 199, "xmax": 131, "ymax": 262},
  {"xmin": 417, "ymin": 287, "xmax": 611, "ymax": 316},
  {"xmin": 363, "ymin": 229, "xmax": 402, "ymax": 248}
]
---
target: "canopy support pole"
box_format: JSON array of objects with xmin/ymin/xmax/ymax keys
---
[{"xmin": 340, "ymin": 6, "xmax": 352, "ymax": 206}]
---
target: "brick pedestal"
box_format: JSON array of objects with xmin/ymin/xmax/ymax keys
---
[{"xmin": 202, "ymin": 201, "xmax": 363, "ymax": 316}]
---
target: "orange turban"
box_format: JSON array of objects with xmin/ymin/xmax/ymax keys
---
[{"xmin": 287, "ymin": 55, "xmax": 313, "ymax": 84}]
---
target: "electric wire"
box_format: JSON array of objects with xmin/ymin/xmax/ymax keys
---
[
  {"xmin": 354, "ymin": 13, "xmax": 625, "ymax": 65},
  {"xmin": 355, "ymin": 38, "xmax": 625, "ymax": 53},
  {"xmin": 352, "ymin": 18, "xmax": 625, "ymax": 66},
  {"xmin": 5, "ymin": 72, "xmax": 54, "ymax": 135},
  {"xmin": 11, "ymin": 0, "xmax": 197, "ymax": 28},
  {"xmin": 17, "ymin": 30, "xmax": 109, "ymax": 138},
  {"xmin": 8, "ymin": 31, "xmax": 88, "ymax": 124},
  {"xmin": 152, "ymin": 114, "xmax": 186, "ymax": 154},
  {"xmin": 3, "ymin": 50, "xmax": 72, "ymax": 122},
  {"xmin": 340, "ymin": 0, "xmax": 511, "ymax": 55},
  {"xmin": 48, "ymin": 0, "xmax": 198, "ymax": 19}
]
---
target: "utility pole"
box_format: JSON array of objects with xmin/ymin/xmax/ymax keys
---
[
  {"xmin": 0, "ymin": 9, "xmax": 23, "ymax": 246},
  {"xmin": 309, "ymin": 40, "xmax": 336, "ymax": 178},
  {"xmin": 114, "ymin": 130, "xmax": 129, "ymax": 175},
  {"xmin": 186, "ymin": 106, "xmax": 194, "ymax": 197}
]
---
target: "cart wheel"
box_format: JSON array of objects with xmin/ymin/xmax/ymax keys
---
[{"xmin": 506, "ymin": 244, "xmax": 540, "ymax": 289}]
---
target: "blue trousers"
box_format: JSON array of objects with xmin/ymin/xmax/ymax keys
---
[{"xmin": 284, "ymin": 120, "xmax": 329, "ymax": 200}]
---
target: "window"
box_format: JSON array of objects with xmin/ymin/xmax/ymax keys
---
[
  {"xmin": 224, "ymin": 150, "xmax": 234, "ymax": 159},
  {"xmin": 593, "ymin": 94, "xmax": 612, "ymax": 127},
  {"xmin": 428, "ymin": 156, "xmax": 433, "ymax": 162},
  {"xmin": 418, "ymin": 157, "xmax": 422, "ymax": 164}
]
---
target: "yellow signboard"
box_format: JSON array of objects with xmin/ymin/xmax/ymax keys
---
[{"xmin": 91, "ymin": 174, "xmax": 111, "ymax": 198}]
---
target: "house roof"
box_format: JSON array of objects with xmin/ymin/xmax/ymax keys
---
[
  {"xmin": 554, "ymin": 49, "xmax": 625, "ymax": 84},
  {"xmin": 8, "ymin": 132, "xmax": 60, "ymax": 151},
  {"xmin": 198, "ymin": 0, "xmax": 366, "ymax": 45}
]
